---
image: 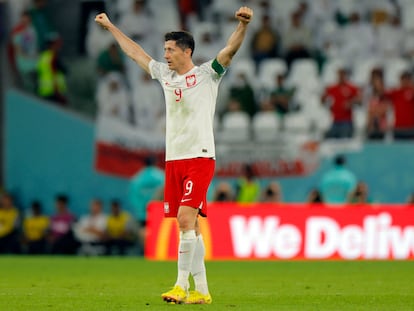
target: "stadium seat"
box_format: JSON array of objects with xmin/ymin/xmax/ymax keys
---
[
  {"xmin": 271, "ymin": 0, "xmax": 300, "ymax": 24},
  {"xmin": 191, "ymin": 21, "xmax": 216, "ymax": 43},
  {"xmin": 352, "ymin": 107, "xmax": 367, "ymax": 139},
  {"xmin": 251, "ymin": 111, "xmax": 280, "ymax": 142},
  {"xmin": 335, "ymin": 0, "xmax": 360, "ymax": 16},
  {"xmin": 211, "ymin": 0, "xmax": 240, "ymax": 20},
  {"xmin": 257, "ymin": 58, "xmax": 287, "ymax": 90},
  {"xmin": 298, "ymin": 94, "xmax": 333, "ymax": 139},
  {"xmin": 283, "ymin": 111, "xmax": 311, "ymax": 133},
  {"xmin": 220, "ymin": 21, "xmax": 253, "ymax": 59},
  {"xmin": 288, "ymin": 59, "xmax": 319, "ymax": 82},
  {"xmin": 321, "ymin": 58, "xmax": 347, "ymax": 87},
  {"xmin": 149, "ymin": 0, "xmax": 180, "ymax": 34},
  {"xmin": 287, "ymin": 59, "xmax": 321, "ymax": 94},
  {"xmin": 383, "ymin": 57, "xmax": 411, "ymax": 88},
  {"xmin": 228, "ymin": 58, "xmax": 257, "ymax": 86},
  {"xmin": 401, "ymin": 3, "xmax": 414, "ymax": 30},
  {"xmin": 295, "ymin": 92, "xmax": 320, "ymax": 112},
  {"xmin": 351, "ymin": 58, "xmax": 383, "ymax": 86},
  {"xmin": 219, "ymin": 111, "xmax": 251, "ymax": 143}
]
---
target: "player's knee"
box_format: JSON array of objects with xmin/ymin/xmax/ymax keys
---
[{"xmin": 177, "ymin": 213, "xmax": 195, "ymax": 231}]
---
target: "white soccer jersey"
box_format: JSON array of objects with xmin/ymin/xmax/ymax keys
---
[{"xmin": 149, "ymin": 59, "xmax": 225, "ymax": 161}]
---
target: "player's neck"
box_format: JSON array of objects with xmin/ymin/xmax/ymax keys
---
[{"xmin": 176, "ymin": 61, "xmax": 195, "ymax": 76}]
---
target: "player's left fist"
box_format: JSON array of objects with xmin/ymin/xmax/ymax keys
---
[{"xmin": 235, "ymin": 6, "xmax": 253, "ymax": 24}]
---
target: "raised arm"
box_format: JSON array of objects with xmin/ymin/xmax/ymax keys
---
[
  {"xmin": 95, "ymin": 13, "xmax": 152, "ymax": 74},
  {"xmin": 216, "ymin": 7, "xmax": 253, "ymax": 68}
]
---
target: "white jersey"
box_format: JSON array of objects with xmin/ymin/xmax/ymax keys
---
[{"xmin": 149, "ymin": 59, "xmax": 225, "ymax": 161}]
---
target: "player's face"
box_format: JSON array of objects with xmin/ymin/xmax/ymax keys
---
[{"xmin": 164, "ymin": 40, "xmax": 188, "ymax": 72}]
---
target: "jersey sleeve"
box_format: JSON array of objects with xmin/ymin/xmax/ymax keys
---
[{"xmin": 149, "ymin": 59, "xmax": 167, "ymax": 81}]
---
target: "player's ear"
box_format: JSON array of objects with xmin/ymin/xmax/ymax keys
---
[{"xmin": 184, "ymin": 47, "xmax": 192, "ymax": 57}]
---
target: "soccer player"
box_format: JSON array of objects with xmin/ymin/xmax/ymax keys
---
[{"xmin": 95, "ymin": 6, "xmax": 253, "ymax": 304}]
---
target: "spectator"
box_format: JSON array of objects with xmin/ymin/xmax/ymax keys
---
[
  {"xmin": 96, "ymin": 72, "xmax": 131, "ymax": 123},
  {"xmin": 386, "ymin": 71, "xmax": 414, "ymax": 139},
  {"xmin": 73, "ymin": 199, "xmax": 107, "ymax": 255},
  {"xmin": 235, "ymin": 164, "xmax": 260, "ymax": 204},
  {"xmin": 85, "ymin": 14, "xmax": 115, "ymax": 59},
  {"xmin": 48, "ymin": 194, "xmax": 77, "ymax": 254},
  {"xmin": 283, "ymin": 10, "xmax": 312, "ymax": 69},
  {"xmin": 222, "ymin": 96, "xmax": 252, "ymax": 120},
  {"xmin": 260, "ymin": 181, "xmax": 282, "ymax": 203},
  {"xmin": 0, "ymin": 193, "xmax": 21, "ymax": 254},
  {"xmin": 403, "ymin": 30, "xmax": 414, "ymax": 63},
  {"xmin": 321, "ymin": 68, "xmax": 361, "ymax": 138},
  {"xmin": 407, "ymin": 192, "xmax": 414, "ymax": 205},
  {"xmin": 228, "ymin": 72, "xmax": 257, "ymax": 117},
  {"xmin": 105, "ymin": 200, "xmax": 135, "ymax": 255},
  {"xmin": 250, "ymin": 14, "xmax": 280, "ymax": 67},
  {"xmin": 120, "ymin": 0, "xmax": 158, "ymax": 87},
  {"xmin": 307, "ymin": 188, "xmax": 324, "ymax": 204},
  {"xmin": 22, "ymin": 201, "xmax": 50, "ymax": 254},
  {"xmin": 119, "ymin": 0, "xmax": 153, "ymax": 42},
  {"xmin": 36, "ymin": 34, "xmax": 68, "ymax": 105},
  {"xmin": 339, "ymin": 11, "xmax": 375, "ymax": 65},
  {"xmin": 0, "ymin": 0, "xmax": 5, "ymax": 44},
  {"xmin": 29, "ymin": 0, "xmax": 57, "ymax": 50},
  {"xmin": 374, "ymin": 15, "xmax": 404, "ymax": 59},
  {"xmin": 177, "ymin": 0, "xmax": 197, "ymax": 30},
  {"xmin": 212, "ymin": 181, "xmax": 234, "ymax": 202},
  {"xmin": 348, "ymin": 181, "xmax": 372, "ymax": 204},
  {"xmin": 128, "ymin": 155, "xmax": 164, "ymax": 250},
  {"xmin": 78, "ymin": 0, "xmax": 106, "ymax": 55},
  {"xmin": 10, "ymin": 10, "xmax": 39, "ymax": 92},
  {"xmin": 96, "ymin": 41, "xmax": 125, "ymax": 77},
  {"xmin": 192, "ymin": 24, "xmax": 221, "ymax": 65},
  {"xmin": 313, "ymin": 20, "xmax": 341, "ymax": 70},
  {"xmin": 131, "ymin": 72, "xmax": 165, "ymax": 131},
  {"xmin": 269, "ymin": 73, "xmax": 296, "ymax": 116},
  {"xmin": 366, "ymin": 73, "xmax": 389, "ymax": 140},
  {"xmin": 319, "ymin": 155, "xmax": 357, "ymax": 204}
]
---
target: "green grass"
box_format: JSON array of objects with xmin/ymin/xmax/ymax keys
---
[{"xmin": 0, "ymin": 257, "xmax": 413, "ymax": 311}]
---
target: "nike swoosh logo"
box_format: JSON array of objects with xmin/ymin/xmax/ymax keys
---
[{"xmin": 181, "ymin": 198, "xmax": 192, "ymax": 202}]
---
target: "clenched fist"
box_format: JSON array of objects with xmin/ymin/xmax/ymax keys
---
[
  {"xmin": 235, "ymin": 6, "xmax": 253, "ymax": 24},
  {"xmin": 95, "ymin": 13, "xmax": 112, "ymax": 29}
]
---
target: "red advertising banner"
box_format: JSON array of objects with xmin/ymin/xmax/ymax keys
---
[
  {"xmin": 95, "ymin": 142, "xmax": 165, "ymax": 178},
  {"xmin": 145, "ymin": 202, "xmax": 414, "ymax": 260},
  {"xmin": 94, "ymin": 116, "xmax": 321, "ymax": 178}
]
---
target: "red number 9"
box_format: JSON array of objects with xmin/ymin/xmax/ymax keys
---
[{"xmin": 174, "ymin": 88, "xmax": 182, "ymax": 102}]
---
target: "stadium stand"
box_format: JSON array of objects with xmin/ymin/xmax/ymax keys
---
[{"xmin": 3, "ymin": 1, "xmax": 414, "ymax": 245}]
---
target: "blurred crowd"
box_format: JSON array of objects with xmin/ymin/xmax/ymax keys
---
[
  {"xmin": 3, "ymin": 1, "xmax": 414, "ymax": 256},
  {"xmin": 5, "ymin": 0, "xmax": 414, "ymax": 141},
  {"xmin": 0, "ymin": 192, "xmax": 143, "ymax": 255},
  {"xmin": 211, "ymin": 157, "xmax": 414, "ymax": 205},
  {"xmin": 2, "ymin": 153, "xmax": 414, "ymax": 256}
]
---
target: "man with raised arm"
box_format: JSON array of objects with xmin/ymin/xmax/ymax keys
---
[{"xmin": 95, "ymin": 6, "xmax": 253, "ymax": 304}]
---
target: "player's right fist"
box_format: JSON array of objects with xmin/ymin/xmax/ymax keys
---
[
  {"xmin": 95, "ymin": 13, "xmax": 111, "ymax": 29},
  {"xmin": 235, "ymin": 6, "xmax": 253, "ymax": 24}
]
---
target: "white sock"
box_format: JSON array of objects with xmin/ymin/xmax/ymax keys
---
[
  {"xmin": 191, "ymin": 234, "xmax": 209, "ymax": 295},
  {"xmin": 175, "ymin": 230, "xmax": 197, "ymax": 290}
]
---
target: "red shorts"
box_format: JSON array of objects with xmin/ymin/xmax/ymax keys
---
[{"xmin": 164, "ymin": 158, "xmax": 215, "ymax": 217}]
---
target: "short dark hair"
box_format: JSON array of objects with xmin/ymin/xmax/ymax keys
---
[
  {"xmin": 164, "ymin": 31, "xmax": 195, "ymax": 56},
  {"xmin": 55, "ymin": 194, "xmax": 68, "ymax": 204},
  {"xmin": 144, "ymin": 155, "xmax": 156, "ymax": 166},
  {"xmin": 334, "ymin": 155, "xmax": 345, "ymax": 166},
  {"xmin": 111, "ymin": 199, "xmax": 120, "ymax": 207},
  {"xmin": 31, "ymin": 201, "xmax": 42, "ymax": 213},
  {"xmin": 401, "ymin": 71, "xmax": 412, "ymax": 80}
]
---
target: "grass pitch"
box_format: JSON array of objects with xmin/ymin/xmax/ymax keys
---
[{"xmin": 0, "ymin": 257, "xmax": 413, "ymax": 311}]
